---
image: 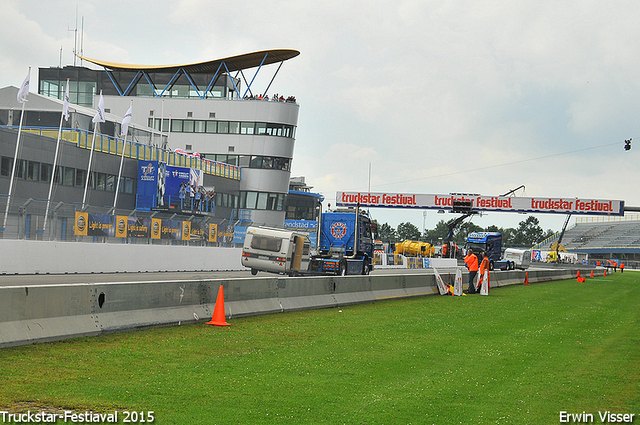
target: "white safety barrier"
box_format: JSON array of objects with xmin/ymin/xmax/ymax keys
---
[
  {"xmin": 0, "ymin": 239, "xmax": 243, "ymax": 274},
  {"xmin": 0, "ymin": 268, "xmax": 600, "ymax": 348}
]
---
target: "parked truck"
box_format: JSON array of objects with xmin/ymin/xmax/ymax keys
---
[
  {"xmin": 242, "ymin": 207, "xmax": 376, "ymax": 276},
  {"xmin": 464, "ymin": 232, "xmax": 514, "ymax": 270}
]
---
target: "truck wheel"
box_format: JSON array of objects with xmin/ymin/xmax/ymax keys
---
[
  {"xmin": 338, "ymin": 260, "xmax": 347, "ymax": 276},
  {"xmin": 251, "ymin": 269, "xmax": 258, "ymax": 276},
  {"xmin": 362, "ymin": 260, "xmax": 370, "ymax": 275}
]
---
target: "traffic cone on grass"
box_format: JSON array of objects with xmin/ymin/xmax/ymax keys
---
[
  {"xmin": 577, "ymin": 270, "xmax": 581, "ymax": 278},
  {"xmin": 590, "ymin": 270, "xmax": 594, "ymax": 278},
  {"xmin": 207, "ymin": 285, "xmax": 230, "ymax": 326},
  {"xmin": 523, "ymin": 272, "xmax": 530, "ymax": 285}
]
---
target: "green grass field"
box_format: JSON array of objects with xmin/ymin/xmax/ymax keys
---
[{"xmin": 1, "ymin": 271, "xmax": 639, "ymax": 424}]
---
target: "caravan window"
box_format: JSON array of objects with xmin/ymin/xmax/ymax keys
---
[{"xmin": 250, "ymin": 235, "xmax": 283, "ymax": 252}]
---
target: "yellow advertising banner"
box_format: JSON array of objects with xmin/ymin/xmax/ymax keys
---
[
  {"xmin": 182, "ymin": 221, "xmax": 191, "ymax": 241},
  {"xmin": 74, "ymin": 211, "xmax": 88, "ymax": 236},
  {"xmin": 151, "ymin": 218, "xmax": 161, "ymax": 239},
  {"xmin": 209, "ymin": 223, "xmax": 218, "ymax": 242},
  {"xmin": 115, "ymin": 216, "xmax": 128, "ymax": 238}
]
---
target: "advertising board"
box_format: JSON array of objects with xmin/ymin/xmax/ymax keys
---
[{"xmin": 336, "ymin": 192, "xmax": 624, "ymax": 216}]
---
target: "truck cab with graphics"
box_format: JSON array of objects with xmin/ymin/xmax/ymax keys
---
[{"xmin": 309, "ymin": 207, "xmax": 376, "ymax": 275}]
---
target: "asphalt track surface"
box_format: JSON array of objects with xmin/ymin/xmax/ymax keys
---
[{"xmin": 0, "ymin": 267, "xmax": 452, "ymax": 287}]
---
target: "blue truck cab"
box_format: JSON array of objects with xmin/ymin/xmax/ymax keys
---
[
  {"xmin": 310, "ymin": 208, "xmax": 375, "ymax": 275},
  {"xmin": 465, "ymin": 232, "xmax": 514, "ymax": 271}
]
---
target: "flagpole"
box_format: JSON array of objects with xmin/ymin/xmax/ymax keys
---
[
  {"xmin": 113, "ymin": 133, "xmax": 127, "ymax": 210},
  {"xmin": 82, "ymin": 124, "xmax": 98, "ymax": 209},
  {"xmin": 113, "ymin": 101, "xmax": 133, "ymax": 210},
  {"xmin": 2, "ymin": 101, "xmax": 26, "ymax": 232},
  {"xmin": 43, "ymin": 79, "xmax": 70, "ymax": 236},
  {"xmin": 83, "ymin": 90, "xmax": 105, "ymax": 209},
  {"xmin": 42, "ymin": 109, "xmax": 65, "ymax": 235}
]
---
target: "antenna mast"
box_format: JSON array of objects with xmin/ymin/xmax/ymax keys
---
[{"xmin": 80, "ymin": 16, "xmax": 84, "ymax": 66}]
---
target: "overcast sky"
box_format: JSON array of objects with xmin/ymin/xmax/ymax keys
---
[{"xmin": 2, "ymin": 0, "xmax": 639, "ymax": 234}]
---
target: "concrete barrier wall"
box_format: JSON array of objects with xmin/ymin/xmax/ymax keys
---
[
  {"xmin": 0, "ymin": 239, "xmax": 244, "ymax": 274},
  {"xmin": 0, "ymin": 267, "xmax": 601, "ymax": 348}
]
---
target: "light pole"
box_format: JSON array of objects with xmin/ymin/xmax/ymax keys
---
[{"xmin": 422, "ymin": 211, "xmax": 427, "ymax": 240}]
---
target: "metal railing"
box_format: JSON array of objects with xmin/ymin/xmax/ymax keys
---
[{"xmin": 7, "ymin": 126, "xmax": 241, "ymax": 181}]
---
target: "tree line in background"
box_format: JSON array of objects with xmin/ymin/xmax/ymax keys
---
[{"xmin": 377, "ymin": 216, "xmax": 556, "ymax": 249}]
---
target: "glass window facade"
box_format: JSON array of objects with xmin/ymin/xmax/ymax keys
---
[
  {"xmin": 38, "ymin": 66, "xmax": 240, "ymax": 105},
  {"xmin": 147, "ymin": 118, "xmax": 295, "ymax": 139},
  {"xmin": 240, "ymin": 191, "xmax": 286, "ymax": 211},
  {"xmin": 0, "ymin": 156, "xmax": 136, "ymax": 195}
]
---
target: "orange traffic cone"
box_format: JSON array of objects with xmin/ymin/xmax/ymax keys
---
[
  {"xmin": 207, "ymin": 285, "xmax": 230, "ymax": 326},
  {"xmin": 604, "ymin": 269, "xmax": 607, "ymax": 276},
  {"xmin": 577, "ymin": 270, "xmax": 581, "ymax": 278},
  {"xmin": 523, "ymin": 272, "xmax": 530, "ymax": 285},
  {"xmin": 590, "ymin": 270, "xmax": 594, "ymax": 278}
]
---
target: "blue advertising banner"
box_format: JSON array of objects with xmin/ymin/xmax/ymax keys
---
[
  {"xmin": 161, "ymin": 219, "xmax": 183, "ymax": 240},
  {"xmin": 165, "ymin": 165, "xmax": 191, "ymax": 205},
  {"xmin": 284, "ymin": 219, "xmax": 318, "ymax": 230},
  {"xmin": 233, "ymin": 225, "xmax": 247, "ymax": 244},
  {"xmin": 285, "ymin": 219, "xmax": 318, "ymax": 247},
  {"xmin": 137, "ymin": 161, "xmax": 202, "ymax": 210},
  {"xmin": 128, "ymin": 217, "xmax": 151, "ymax": 238},
  {"xmin": 74, "ymin": 212, "xmax": 115, "ymax": 237},
  {"xmin": 136, "ymin": 161, "xmax": 158, "ymax": 210}
]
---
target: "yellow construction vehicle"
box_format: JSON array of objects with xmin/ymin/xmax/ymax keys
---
[{"xmin": 394, "ymin": 240, "xmax": 435, "ymax": 257}]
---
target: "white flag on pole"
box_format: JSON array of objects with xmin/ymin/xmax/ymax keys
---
[
  {"xmin": 92, "ymin": 91, "xmax": 105, "ymax": 123},
  {"xmin": 62, "ymin": 81, "xmax": 70, "ymax": 122},
  {"xmin": 120, "ymin": 104, "xmax": 132, "ymax": 137},
  {"xmin": 17, "ymin": 68, "xmax": 30, "ymax": 103}
]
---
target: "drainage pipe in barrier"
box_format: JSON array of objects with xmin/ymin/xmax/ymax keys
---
[{"xmin": 0, "ymin": 268, "xmax": 600, "ymax": 348}]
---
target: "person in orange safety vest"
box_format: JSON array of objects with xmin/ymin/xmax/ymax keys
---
[
  {"xmin": 478, "ymin": 251, "xmax": 490, "ymax": 293},
  {"xmin": 464, "ymin": 248, "xmax": 479, "ymax": 293}
]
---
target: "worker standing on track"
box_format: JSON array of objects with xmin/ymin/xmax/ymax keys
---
[
  {"xmin": 464, "ymin": 248, "xmax": 479, "ymax": 294},
  {"xmin": 478, "ymin": 251, "xmax": 490, "ymax": 293}
]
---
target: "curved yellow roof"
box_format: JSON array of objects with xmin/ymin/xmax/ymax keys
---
[{"xmin": 78, "ymin": 49, "xmax": 300, "ymax": 74}]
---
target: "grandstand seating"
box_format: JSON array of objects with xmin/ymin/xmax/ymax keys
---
[{"xmin": 534, "ymin": 219, "xmax": 640, "ymax": 252}]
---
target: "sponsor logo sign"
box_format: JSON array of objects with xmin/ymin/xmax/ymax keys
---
[
  {"xmin": 116, "ymin": 216, "xmax": 128, "ymax": 238},
  {"xmin": 331, "ymin": 222, "xmax": 348, "ymax": 239},
  {"xmin": 336, "ymin": 192, "xmax": 624, "ymax": 216},
  {"xmin": 182, "ymin": 221, "xmax": 191, "ymax": 241},
  {"xmin": 140, "ymin": 163, "xmax": 156, "ymax": 182},
  {"xmin": 151, "ymin": 218, "xmax": 161, "ymax": 239},
  {"xmin": 75, "ymin": 212, "xmax": 88, "ymax": 236},
  {"xmin": 209, "ymin": 223, "xmax": 218, "ymax": 242}
]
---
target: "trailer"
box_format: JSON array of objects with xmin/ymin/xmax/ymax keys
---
[
  {"xmin": 503, "ymin": 248, "xmax": 531, "ymax": 270},
  {"xmin": 241, "ymin": 226, "xmax": 311, "ymax": 276}
]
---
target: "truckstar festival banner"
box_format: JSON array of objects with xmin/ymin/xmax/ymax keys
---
[{"xmin": 336, "ymin": 192, "xmax": 625, "ymax": 216}]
